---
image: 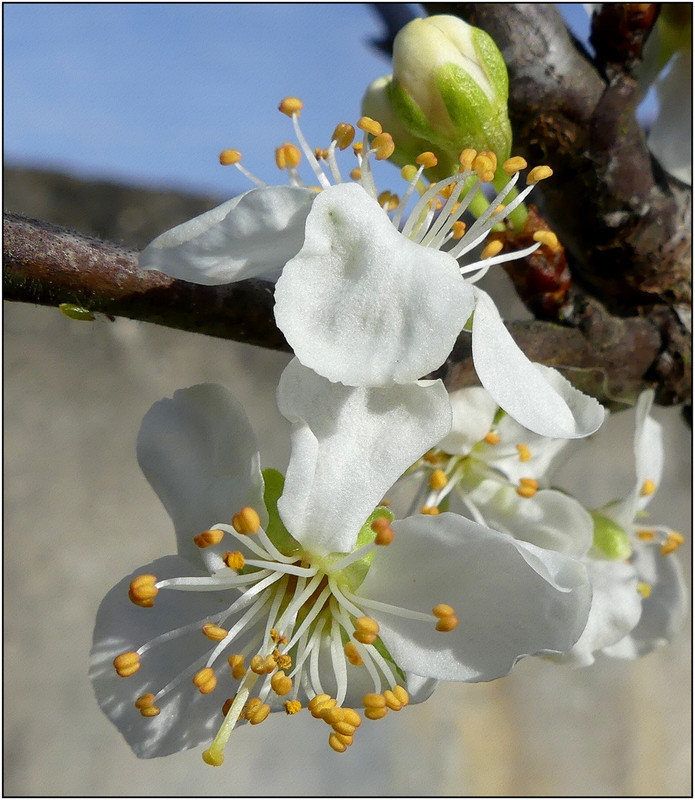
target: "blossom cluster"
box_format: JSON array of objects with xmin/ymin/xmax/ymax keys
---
[{"xmin": 90, "ymin": 17, "xmax": 686, "ymax": 767}]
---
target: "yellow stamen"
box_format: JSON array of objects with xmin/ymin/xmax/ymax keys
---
[
  {"xmin": 227, "ymin": 654, "xmax": 247, "ymax": 680},
  {"xmin": 135, "ymin": 693, "xmax": 160, "ymax": 717},
  {"xmin": 278, "ymin": 96, "xmax": 303, "ymax": 117},
  {"xmin": 661, "ymin": 531, "xmax": 685, "ymax": 556},
  {"xmin": 333, "ymin": 731, "xmax": 354, "ymax": 746},
  {"xmin": 383, "ymin": 689, "xmax": 403, "ymax": 711},
  {"xmin": 128, "ymin": 574, "xmax": 158, "ymax": 607},
  {"xmin": 517, "ymin": 478, "xmax": 540, "ymax": 498},
  {"xmin": 516, "ymin": 443, "xmax": 532, "ymax": 462},
  {"xmin": 451, "ymin": 220, "xmax": 467, "ymax": 239},
  {"xmin": 232, "ymin": 506, "xmax": 261, "ymax": 535},
  {"xmin": 270, "ymin": 628, "xmax": 288, "ymax": 645},
  {"xmin": 332, "ymin": 720, "xmax": 357, "ymax": 736},
  {"xmin": 503, "ymin": 155, "xmax": 528, "ymax": 175},
  {"xmin": 481, "ymin": 239, "xmax": 504, "ymax": 259},
  {"xmin": 637, "ymin": 581, "xmax": 652, "ymax": 598},
  {"xmin": 640, "ymin": 479, "xmax": 657, "ymax": 496},
  {"xmin": 202, "ymin": 623, "xmax": 228, "ymax": 641},
  {"xmin": 309, "ymin": 696, "xmax": 337, "ymax": 719},
  {"xmin": 331, "ymin": 122, "xmax": 355, "ymax": 150},
  {"xmin": 371, "ymin": 516, "xmax": 395, "ymax": 546},
  {"xmin": 415, "ymin": 151, "xmax": 438, "ymax": 168},
  {"xmin": 344, "ymin": 641, "xmax": 363, "ymax": 666},
  {"xmin": 363, "ymin": 692, "xmax": 386, "ymax": 709},
  {"xmin": 321, "ymin": 705, "xmax": 345, "ymax": 725},
  {"xmin": 352, "ymin": 141, "xmax": 364, "ymax": 155},
  {"xmin": 372, "ymin": 132, "xmax": 395, "ymax": 160},
  {"xmin": 484, "ymin": 431, "xmax": 501, "ymax": 445},
  {"xmin": 459, "ymin": 148, "xmax": 477, "ymax": 172},
  {"xmin": 527, "ymin": 165, "xmax": 553, "ymax": 184},
  {"xmin": 219, "ymin": 149, "xmax": 242, "ymax": 166},
  {"xmin": 270, "ymin": 670, "xmax": 293, "ymax": 696},
  {"xmin": 392, "ymin": 686, "xmax": 409, "ymax": 707},
  {"xmin": 243, "ymin": 697, "xmax": 262, "ymax": 720},
  {"xmin": 429, "ymin": 468, "xmax": 448, "ymax": 491},
  {"xmin": 353, "ymin": 616, "xmax": 379, "ymax": 645},
  {"xmin": 249, "ymin": 654, "xmax": 276, "ymax": 675},
  {"xmin": 329, "ymin": 732, "xmax": 349, "ymax": 752},
  {"xmin": 349, "ymin": 167, "xmax": 362, "ymax": 181},
  {"xmin": 473, "ymin": 152, "xmax": 496, "ymax": 182},
  {"xmin": 637, "ymin": 530, "xmax": 656, "ymax": 540},
  {"xmin": 343, "ymin": 708, "xmax": 362, "ymax": 727},
  {"xmin": 420, "ymin": 505, "xmax": 440, "ymax": 515},
  {"xmin": 193, "ymin": 667, "xmax": 217, "ymax": 694},
  {"xmin": 432, "ymin": 603, "xmax": 456, "ymax": 618},
  {"xmin": 275, "ymin": 142, "xmax": 302, "ymax": 170},
  {"xmin": 315, "ymin": 147, "xmax": 329, "ymax": 160},
  {"xmin": 377, "ymin": 190, "xmax": 399, "ymax": 211},
  {"xmin": 248, "ymin": 703, "xmax": 271, "ymax": 725},
  {"xmin": 435, "ymin": 614, "xmax": 459, "ymax": 632},
  {"xmin": 357, "ymin": 116, "xmax": 382, "ymax": 136},
  {"xmin": 274, "ymin": 650, "xmax": 292, "ymax": 670},
  {"xmin": 113, "ymin": 651, "xmax": 140, "ymax": 677},
  {"xmin": 285, "ymin": 699, "xmax": 302, "ymax": 715},
  {"xmin": 401, "ymin": 164, "xmax": 419, "ymax": 183},
  {"xmin": 364, "ymin": 707, "xmax": 388, "ymax": 721},
  {"xmin": 533, "ymin": 230, "xmax": 560, "ymax": 252},
  {"xmin": 194, "ymin": 529, "xmax": 225, "ymax": 548},
  {"xmin": 223, "ymin": 551, "xmax": 245, "ymax": 570}
]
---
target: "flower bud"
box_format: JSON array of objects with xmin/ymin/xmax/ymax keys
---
[
  {"xmin": 388, "ymin": 15, "xmax": 512, "ymax": 161},
  {"xmin": 590, "ymin": 512, "xmax": 633, "ymax": 561}
]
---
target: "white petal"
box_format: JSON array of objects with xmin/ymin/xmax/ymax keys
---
[
  {"xmin": 359, "ymin": 512, "xmax": 591, "ymax": 682},
  {"xmin": 471, "ymin": 289, "xmax": 605, "ymax": 438},
  {"xmin": 276, "ymin": 359, "xmax": 452, "ymax": 555},
  {"xmin": 274, "ymin": 182, "xmax": 475, "ymax": 386},
  {"xmin": 437, "ymin": 387, "xmax": 499, "ymax": 455},
  {"xmin": 139, "ymin": 186, "xmax": 316, "ymax": 284},
  {"xmin": 459, "ymin": 481, "xmax": 594, "ymax": 557},
  {"xmin": 137, "ymin": 384, "xmax": 266, "ymax": 566}
]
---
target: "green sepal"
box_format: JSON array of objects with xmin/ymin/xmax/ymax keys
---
[
  {"xmin": 590, "ymin": 511, "xmax": 633, "ymax": 561},
  {"xmin": 59, "ymin": 303, "xmax": 95, "ymax": 321},
  {"xmin": 262, "ymin": 468, "xmax": 301, "ymax": 558},
  {"xmin": 338, "ymin": 506, "xmax": 394, "ymax": 590}
]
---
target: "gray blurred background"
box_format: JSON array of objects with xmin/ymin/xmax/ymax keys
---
[{"xmin": 4, "ymin": 169, "xmax": 691, "ymax": 796}]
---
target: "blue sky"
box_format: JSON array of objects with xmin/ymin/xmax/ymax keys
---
[{"xmin": 4, "ymin": 3, "xmax": 595, "ymax": 196}]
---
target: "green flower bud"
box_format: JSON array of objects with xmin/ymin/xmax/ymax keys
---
[
  {"xmin": 389, "ymin": 15, "xmax": 512, "ymax": 160},
  {"xmin": 590, "ymin": 511, "xmax": 633, "ymax": 561}
]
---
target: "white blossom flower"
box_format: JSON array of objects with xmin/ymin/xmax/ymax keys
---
[
  {"xmin": 139, "ymin": 98, "xmax": 604, "ymax": 440},
  {"xmin": 91, "ymin": 361, "xmax": 591, "ymax": 763}
]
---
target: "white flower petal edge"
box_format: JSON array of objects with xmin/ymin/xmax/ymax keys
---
[
  {"xmin": 437, "ymin": 387, "xmax": 499, "ymax": 455},
  {"xmin": 274, "ymin": 182, "xmax": 475, "ymax": 387},
  {"xmin": 360, "ymin": 512, "xmax": 592, "ymax": 681},
  {"xmin": 139, "ymin": 186, "xmax": 316, "ymax": 284},
  {"xmin": 471, "ymin": 289, "xmax": 605, "ymax": 438},
  {"xmin": 276, "ymin": 358, "xmax": 452, "ymax": 555},
  {"xmin": 137, "ymin": 383, "xmax": 266, "ymax": 567}
]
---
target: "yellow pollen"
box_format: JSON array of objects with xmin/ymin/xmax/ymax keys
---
[
  {"xmin": 428, "ymin": 197, "xmax": 444, "ymax": 211},
  {"xmin": 516, "ymin": 443, "xmax": 532, "ymax": 462},
  {"xmin": 640, "ymin": 479, "xmax": 657, "ymax": 496},
  {"xmin": 364, "ymin": 707, "xmax": 389, "ymax": 721},
  {"xmin": 520, "ymin": 477, "xmax": 540, "ymax": 489},
  {"xmin": 451, "ymin": 220, "xmax": 467, "ymax": 239},
  {"xmin": 344, "ymin": 641, "xmax": 363, "ymax": 666},
  {"xmin": 363, "ymin": 692, "xmax": 386, "ymax": 709},
  {"xmin": 333, "ymin": 731, "xmax": 354, "ymax": 747},
  {"xmin": 202, "ymin": 623, "xmax": 228, "ymax": 641},
  {"xmin": 349, "ymin": 167, "xmax": 362, "ymax": 181},
  {"xmin": 223, "ymin": 551, "xmax": 245, "ymax": 570},
  {"xmin": 517, "ymin": 484, "xmax": 538, "ymax": 499},
  {"xmin": 275, "ymin": 142, "xmax": 302, "ymax": 170},
  {"xmin": 357, "ymin": 116, "xmax": 382, "ymax": 136},
  {"xmin": 661, "ymin": 531, "xmax": 685, "ymax": 556},
  {"xmin": 353, "ymin": 616, "xmax": 379, "ymax": 645},
  {"xmin": 527, "ymin": 165, "xmax": 554, "ymax": 184},
  {"xmin": 503, "ymin": 155, "xmax": 528, "ymax": 175},
  {"xmin": 270, "ymin": 628, "xmax": 288, "ymax": 645},
  {"xmin": 332, "ymin": 720, "xmax": 357, "ymax": 736},
  {"xmin": 352, "ymin": 141, "xmax": 364, "ymax": 155},
  {"xmin": 481, "ymin": 239, "xmax": 504, "ymax": 259},
  {"xmin": 321, "ymin": 705, "xmax": 345, "ymax": 725},
  {"xmin": 194, "ymin": 529, "xmax": 225, "ymax": 548},
  {"xmin": 274, "ymin": 650, "xmax": 292, "ymax": 670},
  {"xmin": 113, "ymin": 651, "xmax": 140, "ymax": 677},
  {"xmin": 392, "ymin": 686, "xmax": 409, "ymax": 707},
  {"xmin": 309, "ymin": 696, "xmax": 337, "ymax": 719},
  {"xmin": 533, "ymin": 230, "xmax": 560, "ymax": 251},
  {"xmin": 193, "ymin": 667, "xmax": 217, "ymax": 694},
  {"xmin": 432, "ymin": 603, "xmax": 456, "ymax": 618},
  {"xmin": 415, "ymin": 151, "xmax": 438, "ymax": 168},
  {"xmin": 249, "ymin": 703, "xmax": 271, "ymax": 725},
  {"xmin": 331, "ymin": 122, "xmax": 355, "ymax": 150},
  {"xmin": 401, "ymin": 164, "xmax": 419, "ymax": 183},
  {"xmin": 459, "ymin": 148, "xmax": 477, "ymax": 172},
  {"xmin": 270, "ymin": 670, "xmax": 293, "ymax": 696},
  {"xmin": 484, "ymin": 431, "xmax": 501, "ymax": 445},
  {"xmin": 420, "ymin": 505, "xmax": 440, "ymax": 515},
  {"xmin": 383, "ymin": 689, "xmax": 403, "ymax": 711},
  {"xmin": 473, "ymin": 153, "xmax": 496, "ymax": 182},
  {"xmin": 128, "ymin": 574, "xmax": 158, "ymax": 607},
  {"xmin": 308, "ymin": 693, "xmax": 332, "ymax": 712},
  {"xmin": 429, "ymin": 468, "xmax": 448, "ymax": 491},
  {"xmin": 328, "ymin": 732, "xmax": 349, "ymax": 753},
  {"xmin": 637, "ymin": 581, "xmax": 652, "ymax": 598},
  {"xmin": 377, "ymin": 190, "xmax": 399, "ymax": 211},
  {"xmin": 371, "ymin": 517, "xmax": 395, "ymax": 546},
  {"xmin": 232, "ymin": 506, "xmax": 261, "ymax": 535},
  {"xmin": 343, "ymin": 708, "xmax": 362, "ymax": 727},
  {"xmin": 278, "ymin": 96, "xmax": 303, "ymax": 117},
  {"xmin": 243, "ymin": 697, "xmax": 262, "ymax": 720},
  {"xmin": 250, "ymin": 654, "xmax": 276, "ymax": 675},
  {"xmin": 227, "ymin": 654, "xmax": 247, "ymax": 680},
  {"xmin": 435, "ymin": 614, "xmax": 459, "ymax": 632},
  {"xmin": 219, "ymin": 149, "xmax": 242, "ymax": 166},
  {"xmin": 637, "ymin": 530, "xmax": 656, "ymax": 541},
  {"xmin": 135, "ymin": 693, "xmax": 160, "ymax": 717},
  {"xmin": 285, "ymin": 700, "xmax": 302, "ymax": 715},
  {"xmin": 372, "ymin": 132, "xmax": 395, "ymax": 160}
]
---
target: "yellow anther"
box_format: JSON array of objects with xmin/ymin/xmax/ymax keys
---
[
  {"xmin": 503, "ymin": 155, "xmax": 528, "ymax": 175},
  {"xmin": 661, "ymin": 531, "xmax": 685, "ymax": 556},
  {"xmin": 362, "ymin": 692, "xmax": 386, "ymax": 709},
  {"xmin": 353, "ymin": 616, "xmax": 379, "ymax": 644},
  {"xmin": 310, "ymin": 697, "xmax": 337, "ymax": 719},
  {"xmin": 637, "ymin": 581, "xmax": 652, "ymax": 598},
  {"xmin": 270, "ymin": 628, "xmax": 288, "ymax": 645},
  {"xmin": 392, "ymin": 686, "xmax": 409, "ymax": 707},
  {"xmin": 432, "ymin": 603, "xmax": 456, "ymax": 618},
  {"xmin": 202, "ymin": 623, "xmax": 228, "ymax": 641},
  {"xmin": 285, "ymin": 699, "xmax": 302, "ymax": 715},
  {"xmin": 383, "ymin": 689, "xmax": 403, "ymax": 711},
  {"xmin": 321, "ymin": 705, "xmax": 345, "ymax": 725},
  {"xmin": 314, "ymin": 147, "xmax": 329, "ymax": 160},
  {"xmin": 221, "ymin": 696, "xmax": 234, "ymax": 716},
  {"xmin": 232, "ymin": 506, "xmax": 261, "ymax": 535},
  {"xmin": 415, "ymin": 151, "xmax": 438, "ymax": 168},
  {"xmin": 423, "ymin": 449, "xmax": 442, "ymax": 464},
  {"xmin": 428, "ymin": 197, "xmax": 444, "ymax": 211},
  {"xmin": 270, "ymin": 670, "xmax": 293, "ymax": 697},
  {"xmin": 435, "ymin": 614, "xmax": 460, "ymax": 632},
  {"xmin": 113, "ymin": 651, "xmax": 140, "ymax": 677},
  {"xmin": 344, "ymin": 641, "xmax": 364, "ymax": 666},
  {"xmin": 429, "ymin": 468, "xmax": 448, "ymax": 491},
  {"xmin": 128, "ymin": 574, "xmax": 158, "ymax": 607},
  {"xmin": 249, "ymin": 703, "xmax": 271, "ymax": 725},
  {"xmin": 357, "ymin": 116, "xmax": 382, "ymax": 136},
  {"xmin": 278, "ymin": 96, "xmax": 303, "ymax": 117},
  {"xmin": 349, "ymin": 167, "xmax": 362, "ymax": 181},
  {"xmin": 640, "ymin": 479, "xmax": 657, "ymax": 497},
  {"xmin": 533, "ymin": 230, "xmax": 560, "ymax": 251},
  {"xmin": 352, "ymin": 141, "xmax": 364, "ymax": 155},
  {"xmin": 249, "ymin": 654, "xmax": 276, "ymax": 675},
  {"xmin": 377, "ymin": 190, "xmax": 399, "ymax": 211},
  {"xmin": 331, "ymin": 122, "xmax": 355, "ymax": 150},
  {"xmin": 219, "ymin": 149, "xmax": 242, "ymax": 166},
  {"xmin": 481, "ymin": 239, "xmax": 504, "ymax": 259},
  {"xmin": 135, "ymin": 693, "xmax": 160, "ymax": 717},
  {"xmin": 364, "ymin": 707, "xmax": 389, "ymax": 721},
  {"xmin": 332, "ymin": 720, "xmax": 357, "ymax": 736},
  {"xmin": 637, "ymin": 530, "xmax": 656, "ymax": 540},
  {"xmin": 516, "ymin": 443, "xmax": 532, "ymax": 462},
  {"xmin": 328, "ymin": 732, "xmax": 349, "ymax": 752},
  {"xmin": 372, "ymin": 132, "xmax": 395, "ymax": 160},
  {"xmin": 227, "ymin": 654, "xmax": 247, "ymax": 680},
  {"xmin": 401, "ymin": 164, "xmax": 419, "ymax": 183},
  {"xmin": 459, "ymin": 148, "xmax": 477, "ymax": 172},
  {"xmin": 275, "ymin": 142, "xmax": 302, "ymax": 170},
  {"xmin": 193, "ymin": 667, "xmax": 217, "ymax": 694},
  {"xmin": 420, "ymin": 505, "xmax": 440, "ymax": 515},
  {"xmin": 194, "ymin": 529, "xmax": 225, "ymax": 548},
  {"xmin": 484, "ymin": 431, "xmax": 501, "ymax": 445},
  {"xmin": 373, "ymin": 525, "xmax": 395, "ymax": 546},
  {"xmin": 527, "ymin": 165, "xmax": 554, "ymax": 184},
  {"xmin": 451, "ymin": 220, "xmax": 467, "ymax": 239},
  {"xmin": 494, "ymin": 204, "xmax": 506, "ymax": 215},
  {"xmin": 223, "ymin": 551, "xmax": 245, "ymax": 570},
  {"xmin": 243, "ymin": 697, "xmax": 262, "ymax": 719},
  {"xmin": 517, "ymin": 478, "xmax": 540, "ymax": 498},
  {"xmin": 520, "ymin": 477, "xmax": 540, "ymax": 489},
  {"xmin": 274, "ymin": 651, "xmax": 292, "ymax": 670},
  {"xmin": 334, "ymin": 731, "xmax": 354, "ymax": 746},
  {"xmin": 480, "ymin": 150, "xmax": 498, "ymax": 171},
  {"xmin": 473, "ymin": 153, "xmax": 496, "ymax": 182},
  {"xmin": 308, "ymin": 693, "xmax": 332, "ymax": 712}
]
